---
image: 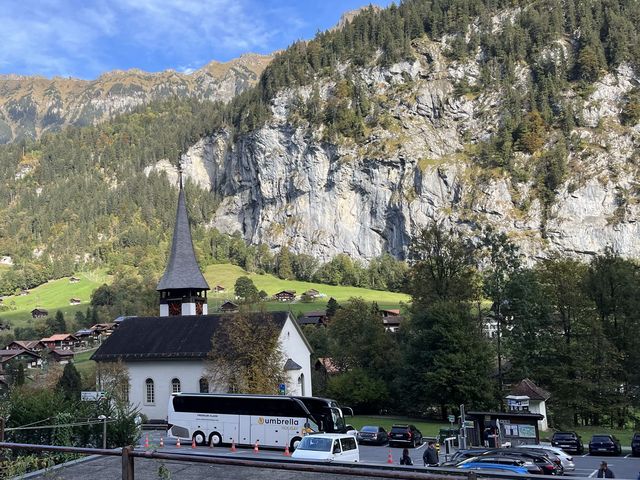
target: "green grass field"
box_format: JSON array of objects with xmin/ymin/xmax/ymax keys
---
[
  {"xmin": 0, "ymin": 270, "xmax": 110, "ymax": 329},
  {"xmin": 204, "ymin": 264, "xmax": 410, "ymax": 315}
]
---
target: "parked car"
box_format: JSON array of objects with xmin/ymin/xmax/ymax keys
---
[
  {"xmin": 440, "ymin": 448, "xmax": 491, "ymax": 467},
  {"xmin": 551, "ymin": 431, "xmax": 584, "ymax": 454},
  {"xmin": 357, "ymin": 425, "xmax": 388, "ymax": 445},
  {"xmin": 519, "ymin": 444, "xmax": 576, "ymax": 472},
  {"xmin": 632, "ymin": 432, "xmax": 640, "ymax": 457},
  {"xmin": 388, "ymin": 424, "xmax": 423, "ymax": 448},
  {"xmin": 483, "ymin": 448, "xmax": 561, "ymax": 475},
  {"xmin": 589, "ymin": 434, "xmax": 622, "ymax": 455},
  {"xmin": 457, "ymin": 462, "xmax": 528, "ymax": 475},
  {"xmin": 291, "ymin": 434, "xmax": 359, "ymax": 463},
  {"xmin": 458, "ymin": 455, "xmax": 541, "ymax": 475}
]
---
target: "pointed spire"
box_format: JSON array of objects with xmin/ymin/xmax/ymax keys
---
[{"xmin": 157, "ymin": 185, "xmax": 209, "ymax": 292}]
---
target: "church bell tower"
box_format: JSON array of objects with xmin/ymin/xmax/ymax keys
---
[{"xmin": 156, "ymin": 171, "xmax": 210, "ymax": 316}]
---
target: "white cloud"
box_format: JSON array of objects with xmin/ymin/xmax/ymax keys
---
[{"xmin": 0, "ymin": 0, "xmax": 306, "ymax": 78}]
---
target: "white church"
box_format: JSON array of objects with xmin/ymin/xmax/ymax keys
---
[{"xmin": 92, "ymin": 181, "xmax": 313, "ymax": 421}]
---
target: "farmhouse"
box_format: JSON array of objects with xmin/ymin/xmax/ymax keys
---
[
  {"xmin": 92, "ymin": 182, "xmax": 313, "ymax": 421},
  {"xmin": 31, "ymin": 308, "xmax": 48, "ymax": 318},
  {"xmin": 69, "ymin": 298, "xmax": 82, "ymax": 305},
  {"xmin": 274, "ymin": 290, "xmax": 296, "ymax": 302},
  {"xmin": 41, "ymin": 333, "xmax": 78, "ymax": 351},
  {"xmin": 4, "ymin": 340, "xmax": 46, "ymax": 352},
  {"xmin": 298, "ymin": 311, "xmax": 328, "ymax": 327},
  {"xmin": 0, "ymin": 349, "xmax": 42, "ymax": 370},
  {"xmin": 219, "ymin": 301, "xmax": 239, "ymax": 312}
]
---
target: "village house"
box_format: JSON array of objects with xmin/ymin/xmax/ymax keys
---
[
  {"xmin": 69, "ymin": 298, "xmax": 82, "ymax": 305},
  {"xmin": 92, "ymin": 181, "xmax": 313, "ymax": 422},
  {"xmin": 274, "ymin": 290, "xmax": 296, "ymax": 302},
  {"xmin": 47, "ymin": 349, "xmax": 74, "ymax": 365},
  {"xmin": 219, "ymin": 301, "xmax": 239, "ymax": 312},
  {"xmin": 213, "ymin": 285, "xmax": 225, "ymax": 293},
  {"xmin": 298, "ymin": 311, "xmax": 328, "ymax": 327},
  {"xmin": 31, "ymin": 308, "xmax": 48, "ymax": 318},
  {"xmin": 41, "ymin": 333, "xmax": 79, "ymax": 351},
  {"xmin": 69, "ymin": 276, "xmax": 80, "ymax": 283},
  {"xmin": 4, "ymin": 340, "xmax": 47, "ymax": 352},
  {"xmin": 0, "ymin": 349, "xmax": 43, "ymax": 370}
]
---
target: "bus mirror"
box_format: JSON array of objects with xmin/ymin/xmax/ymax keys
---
[{"xmin": 343, "ymin": 407, "xmax": 354, "ymax": 416}]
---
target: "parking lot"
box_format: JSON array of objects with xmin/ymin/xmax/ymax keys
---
[{"xmin": 141, "ymin": 431, "xmax": 640, "ymax": 478}]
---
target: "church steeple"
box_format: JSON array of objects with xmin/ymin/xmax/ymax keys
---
[{"xmin": 157, "ymin": 170, "xmax": 209, "ymax": 316}]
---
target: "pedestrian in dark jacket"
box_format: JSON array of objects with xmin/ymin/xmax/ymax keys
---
[
  {"xmin": 597, "ymin": 461, "xmax": 615, "ymax": 478},
  {"xmin": 400, "ymin": 448, "xmax": 413, "ymax": 465},
  {"xmin": 423, "ymin": 441, "xmax": 439, "ymax": 466}
]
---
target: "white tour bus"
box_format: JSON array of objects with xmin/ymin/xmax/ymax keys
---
[{"xmin": 167, "ymin": 393, "xmax": 351, "ymax": 450}]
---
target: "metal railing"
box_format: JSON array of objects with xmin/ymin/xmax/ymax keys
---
[{"xmin": 0, "ymin": 441, "xmax": 472, "ymax": 480}]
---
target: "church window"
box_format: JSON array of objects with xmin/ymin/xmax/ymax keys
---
[
  {"xmin": 199, "ymin": 377, "xmax": 209, "ymax": 393},
  {"xmin": 145, "ymin": 378, "xmax": 155, "ymax": 404},
  {"xmin": 171, "ymin": 378, "xmax": 181, "ymax": 394},
  {"xmin": 196, "ymin": 302, "xmax": 203, "ymax": 315}
]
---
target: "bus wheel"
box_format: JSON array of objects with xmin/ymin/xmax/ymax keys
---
[
  {"xmin": 192, "ymin": 431, "xmax": 207, "ymax": 446},
  {"xmin": 209, "ymin": 432, "xmax": 222, "ymax": 447},
  {"xmin": 290, "ymin": 437, "xmax": 302, "ymax": 451}
]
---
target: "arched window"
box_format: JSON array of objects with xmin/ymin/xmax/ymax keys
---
[
  {"xmin": 145, "ymin": 378, "xmax": 155, "ymax": 404},
  {"xmin": 171, "ymin": 378, "xmax": 181, "ymax": 394},
  {"xmin": 199, "ymin": 377, "xmax": 209, "ymax": 393},
  {"xmin": 298, "ymin": 373, "xmax": 305, "ymax": 396}
]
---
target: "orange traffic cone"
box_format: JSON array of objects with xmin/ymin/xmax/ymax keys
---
[
  {"xmin": 387, "ymin": 449, "xmax": 393, "ymax": 464},
  {"xmin": 230, "ymin": 439, "xmax": 236, "ymax": 452},
  {"xmin": 284, "ymin": 445, "xmax": 290, "ymax": 456},
  {"xmin": 192, "ymin": 438, "xmax": 196, "ymax": 449},
  {"xmin": 176, "ymin": 437, "xmax": 181, "ymax": 448},
  {"xmin": 159, "ymin": 437, "xmax": 164, "ymax": 448},
  {"xmin": 144, "ymin": 434, "xmax": 149, "ymax": 449},
  {"xmin": 254, "ymin": 440, "xmax": 259, "ymax": 453}
]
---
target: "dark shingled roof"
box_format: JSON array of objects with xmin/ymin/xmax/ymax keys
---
[
  {"xmin": 509, "ymin": 378, "xmax": 551, "ymax": 401},
  {"xmin": 156, "ymin": 187, "xmax": 209, "ymax": 291},
  {"xmin": 91, "ymin": 312, "xmax": 291, "ymax": 361}
]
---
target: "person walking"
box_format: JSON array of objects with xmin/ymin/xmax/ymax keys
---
[
  {"xmin": 400, "ymin": 448, "xmax": 413, "ymax": 465},
  {"xmin": 423, "ymin": 441, "xmax": 439, "ymax": 466},
  {"xmin": 596, "ymin": 461, "xmax": 615, "ymax": 478}
]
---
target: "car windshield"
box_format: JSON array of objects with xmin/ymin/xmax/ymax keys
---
[
  {"xmin": 592, "ymin": 436, "xmax": 613, "ymax": 442},
  {"xmin": 361, "ymin": 426, "xmax": 378, "ymax": 433},
  {"xmin": 297, "ymin": 437, "xmax": 333, "ymax": 452},
  {"xmin": 554, "ymin": 433, "xmax": 576, "ymax": 440}
]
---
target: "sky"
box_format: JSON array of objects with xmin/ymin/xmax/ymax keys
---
[{"xmin": 0, "ymin": 0, "xmax": 394, "ymax": 80}]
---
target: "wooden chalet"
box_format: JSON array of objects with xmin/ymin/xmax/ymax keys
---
[
  {"xmin": 298, "ymin": 311, "xmax": 328, "ymax": 327},
  {"xmin": 274, "ymin": 290, "xmax": 296, "ymax": 302},
  {"xmin": 4, "ymin": 340, "xmax": 46, "ymax": 352},
  {"xmin": 31, "ymin": 308, "xmax": 48, "ymax": 318},
  {"xmin": 214, "ymin": 285, "xmax": 226, "ymax": 293},
  {"xmin": 69, "ymin": 276, "xmax": 80, "ymax": 283},
  {"xmin": 48, "ymin": 349, "xmax": 74, "ymax": 364},
  {"xmin": 303, "ymin": 289, "xmax": 320, "ymax": 298},
  {"xmin": 219, "ymin": 301, "xmax": 239, "ymax": 312},
  {"xmin": 69, "ymin": 298, "xmax": 82, "ymax": 305},
  {"xmin": 0, "ymin": 349, "xmax": 42, "ymax": 369},
  {"xmin": 41, "ymin": 333, "xmax": 79, "ymax": 351}
]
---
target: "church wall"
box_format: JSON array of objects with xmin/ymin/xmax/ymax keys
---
[
  {"xmin": 127, "ymin": 360, "xmax": 206, "ymax": 421},
  {"xmin": 278, "ymin": 315, "xmax": 313, "ymax": 396}
]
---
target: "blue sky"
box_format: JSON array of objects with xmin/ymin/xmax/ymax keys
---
[{"xmin": 0, "ymin": 0, "xmax": 394, "ymax": 80}]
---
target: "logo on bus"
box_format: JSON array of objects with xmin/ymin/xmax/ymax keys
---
[{"xmin": 258, "ymin": 417, "xmax": 300, "ymax": 426}]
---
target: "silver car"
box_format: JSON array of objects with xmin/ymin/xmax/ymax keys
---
[{"xmin": 521, "ymin": 444, "xmax": 576, "ymax": 472}]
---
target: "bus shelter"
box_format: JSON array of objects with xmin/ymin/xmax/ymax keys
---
[{"xmin": 466, "ymin": 411, "xmax": 544, "ymax": 447}]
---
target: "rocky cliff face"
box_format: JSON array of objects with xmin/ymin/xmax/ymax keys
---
[
  {"xmin": 157, "ymin": 37, "xmax": 640, "ymax": 263},
  {"xmin": 0, "ymin": 53, "xmax": 273, "ymax": 143}
]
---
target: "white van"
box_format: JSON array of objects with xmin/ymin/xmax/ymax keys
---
[{"xmin": 291, "ymin": 434, "xmax": 360, "ymax": 463}]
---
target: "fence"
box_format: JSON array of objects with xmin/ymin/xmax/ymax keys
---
[{"xmin": 0, "ymin": 441, "xmax": 476, "ymax": 480}]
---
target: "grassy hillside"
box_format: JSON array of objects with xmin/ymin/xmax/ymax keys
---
[
  {"xmin": 0, "ymin": 264, "xmax": 410, "ymax": 330},
  {"xmin": 0, "ymin": 270, "xmax": 110, "ymax": 329},
  {"xmin": 204, "ymin": 264, "xmax": 411, "ymax": 315}
]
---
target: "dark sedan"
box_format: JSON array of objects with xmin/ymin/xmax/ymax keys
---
[
  {"xmin": 356, "ymin": 425, "xmax": 388, "ymax": 445},
  {"xmin": 589, "ymin": 435, "xmax": 622, "ymax": 455},
  {"xmin": 632, "ymin": 433, "xmax": 640, "ymax": 457}
]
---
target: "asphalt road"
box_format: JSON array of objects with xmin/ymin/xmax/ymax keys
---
[{"xmin": 141, "ymin": 431, "xmax": 640, "ymax": 479}]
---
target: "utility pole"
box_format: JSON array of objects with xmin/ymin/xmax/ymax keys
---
[{"xmin": 459, "ymin": 404, "xmax": 466, "ymax": 450}]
